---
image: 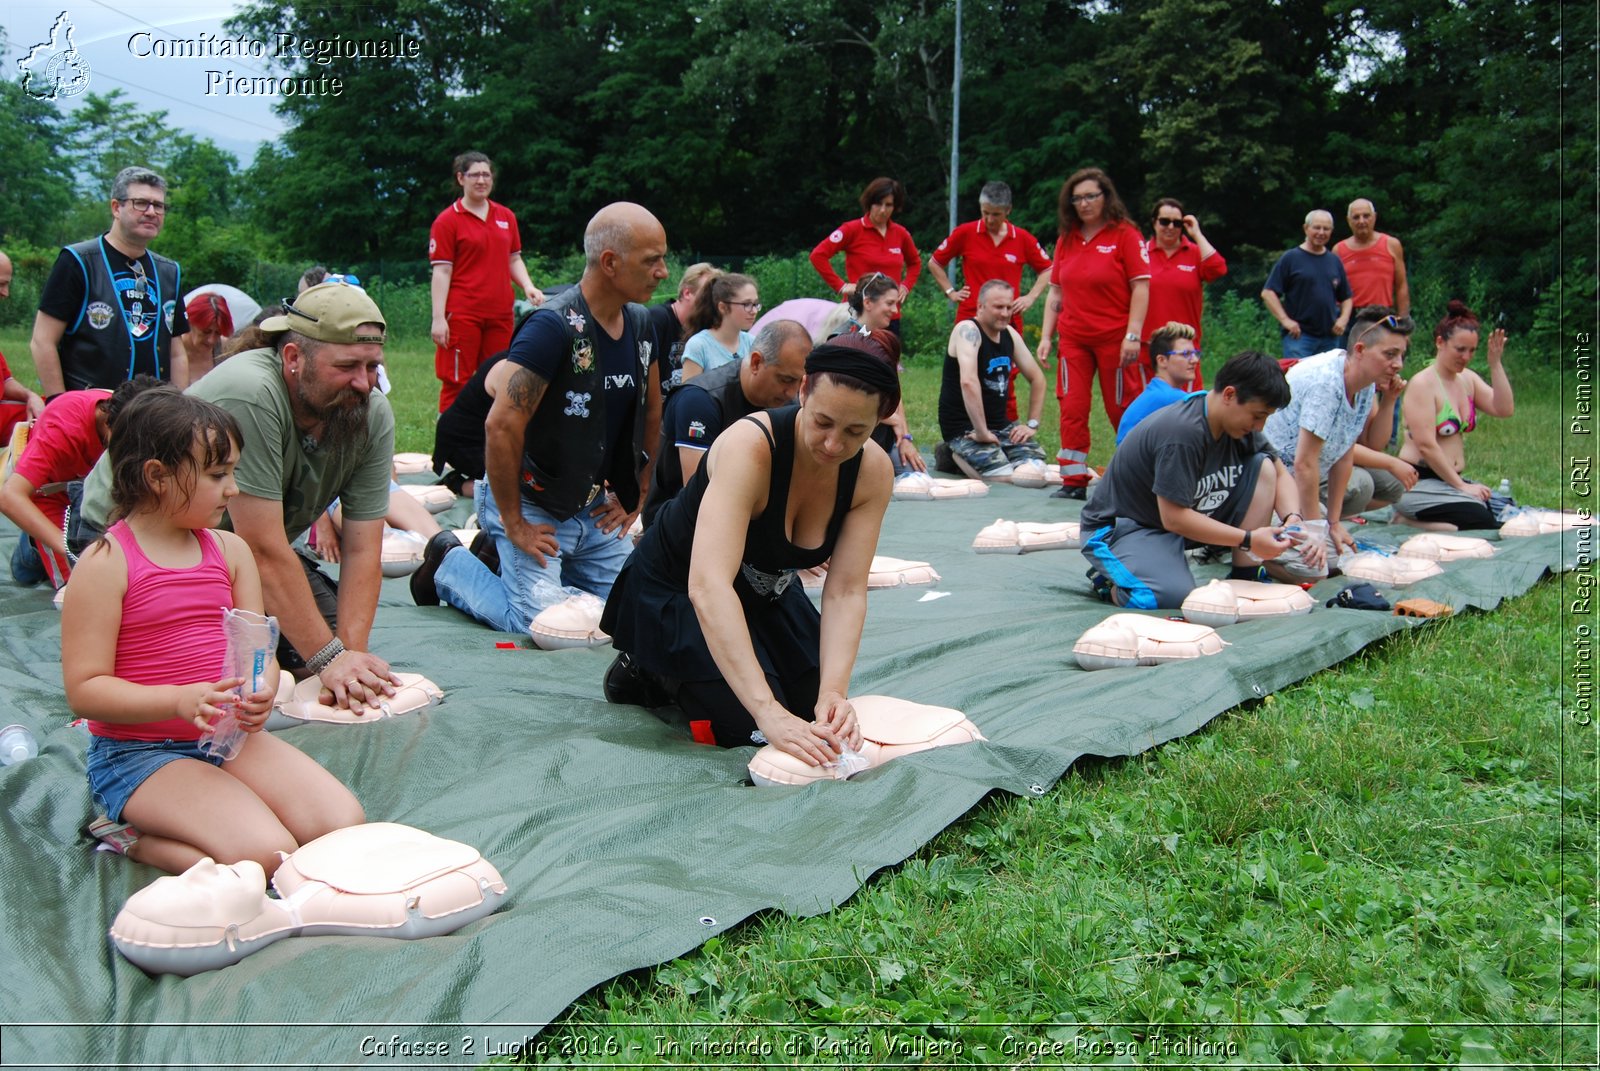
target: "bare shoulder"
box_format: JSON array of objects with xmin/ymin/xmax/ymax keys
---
[
  {"xmin": 852, "ymin": 438, "xmax": 894, "ymax": 507},
  {"xmin": 212, "ymin": 528, "xmax": 255, "ymax": 565},
  {"xmin": 65, "ymin": 534, "xmax": 128, "ymax": 600}
]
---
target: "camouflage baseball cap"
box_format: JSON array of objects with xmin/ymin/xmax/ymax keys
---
[{"xmin": 260, "ymin": 280, "xmax": 386, "ymax": 344}]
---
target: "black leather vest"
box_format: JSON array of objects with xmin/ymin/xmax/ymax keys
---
[{"xmin": 60, "ymin": 236, "xmax": 181, "ymax": 390}]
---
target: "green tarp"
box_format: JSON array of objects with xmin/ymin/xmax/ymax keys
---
[{"xmin": 0, "ymin": 486, "xmax": 1580, "ymax": 1067}]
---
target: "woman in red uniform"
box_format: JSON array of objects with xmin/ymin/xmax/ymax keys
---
[
  {"xmin": 810, "ymin": 177, "xmax": 921, "ymax": 336},
  {"xmin": 1036, "ymin": 168, "xmax": 1150, "ymax": 498},
  {"xmin": 1142, "ymin": 198, "xmax": 1227, "ymax": 389}
]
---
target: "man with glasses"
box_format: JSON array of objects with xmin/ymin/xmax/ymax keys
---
[
  {"xmin": 429, "ymin": 151, "xmax": 544, "ymax": 412},
  {"xmin": 1263, "ymin": 306, "xmax": 1417, "ymax": 553},
  {"xmin": 31, "ymin": 167, "xmax": 191, "ymax": 397},
  {"xmin": 1115, "ymin": 322, "xmax": 1201, "ymax": 445},
  {"xmin": 1260, "ymin": 209, "xmax": 1353, "ymax": 362}
]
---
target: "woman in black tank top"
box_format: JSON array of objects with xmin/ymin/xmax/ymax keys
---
[{"xmin": 601, "ymin": 346, "xmax": 899, "ymax": 767}]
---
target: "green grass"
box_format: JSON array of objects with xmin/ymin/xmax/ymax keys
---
[{"xmin": 1, "ymin": 303, "xmax": 1587, "ymax": 1068}]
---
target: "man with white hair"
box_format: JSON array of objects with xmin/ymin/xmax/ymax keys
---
[
  {"xmin": 1335, "ymin": 198, "xmax": 1410, "ymax": 317},
  {"xmin": 1261, "ymin": 209, "xmax": 1353, "ymax": 362},
  {"xmin": 413, "ymin": 203, "xmax": 667, "ymax": 635}
]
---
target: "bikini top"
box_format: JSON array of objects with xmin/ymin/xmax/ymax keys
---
[{"xmin": 1436, "ymin": 389, "xmax": 1476, "ymax": 437}]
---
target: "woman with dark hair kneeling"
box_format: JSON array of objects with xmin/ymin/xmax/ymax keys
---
[{"xmin": 600, "ymin": 344, "xmax": 897, "ymax": 765}]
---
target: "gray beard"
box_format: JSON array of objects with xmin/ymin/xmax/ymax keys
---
[{"xmin": 316, "ymin": 399, "xmax": 370, "ymax": 454}]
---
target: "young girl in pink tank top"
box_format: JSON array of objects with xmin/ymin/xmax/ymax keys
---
[{"xmin": 62, "ymin": 387, "xmax": 363, "ymax": 879}]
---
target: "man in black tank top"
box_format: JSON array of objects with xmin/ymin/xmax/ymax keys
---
[
  {"xmin": 934, "ymin": 280, "xmax": 1047, "ymax": 479},
  {"xmin": 641, "ymin": 320, "xmax": 810, "ymax": 526}
]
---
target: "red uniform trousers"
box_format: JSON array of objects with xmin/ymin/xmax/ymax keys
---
[
  {"xmin": 1054, "ymin": 335, "xmax": 1147, "ymax": 487},
  {"xmin": 435, "ymin": 313, "xmax": 513, "ymax": 412}
]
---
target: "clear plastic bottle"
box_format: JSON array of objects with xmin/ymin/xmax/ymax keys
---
[
  {"xmin": 1498, "ymin": 478, "xmax": 1512, "ymax": 497},
  {"xmin": 1, "ymin": 724, "xmax": 38, "ymax": 765}
]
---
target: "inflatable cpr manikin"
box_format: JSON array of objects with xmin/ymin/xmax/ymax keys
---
[
  {"xmin": 392, "ymin": 452, "xmax": 432, "ymax": 476},
  {"xmin": 865, "ymin": 556, "xmax": 941, "ymax": 589},
  {"xmin": 747, "ymin": 695, "xmax": 985, "ymax": 787},
  {"xmin": 110, "ymin": 823, "xmax": 508, "ymax": 976},
  {"xmin": 1073, "ymin": 613, "xmax": 1228, "ymax": 670},
  {"xmin": 264, "ymin": 671, "xmax": 444, "ymax": 730},
  {"xmin": 1338, "ymin": 551, "xmax": 1442, "ymax": 587},
  {"xmin": 528, "ymin": 593, "xmax": 611, "ymax": 650},
  {"xmin": 971, "ymin": 519, "xmax": 1082, "ymax": 554},
  {"xmin": 891, "ymin": 473, "xmax": 990, "ymax": 501},
  {"xmin": 1180, "ymin": 578, "xmax": 1315, "ymax": 627},
  {"xmin": 1499, "ymin": 508, "xmax": 1592, "ymax": 537},
  {"xmin": 381, "ymin": 529, "xmax": 429, "ymax": 577},
  {"xmin": 1395, "ymin": 532, "xmax": 1496, "ymax": 562},
  {"xmin": 1008, "ymin": 459, "xmax": 1052, "ymax": 489},
  {"xmin": 399, "ymin": 483, "xmax": 455, "ymax": 514}
]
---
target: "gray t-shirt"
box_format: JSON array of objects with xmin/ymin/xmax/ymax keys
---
[
  {"xmin": 83, "ymin": 347, "xmax": 395, "ymax": 542},
  {"xmin": 1263, "ymin": 348, "xmax": 1374, "ymax": 477},
  {"xmin": 1082, "ymin": 393, "xmax": 1278, "ymax": 532}
]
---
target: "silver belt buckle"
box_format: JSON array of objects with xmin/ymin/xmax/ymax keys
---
[{"xmin": 584, "ymin": 484, "xmax": 603, "ymax": 508}]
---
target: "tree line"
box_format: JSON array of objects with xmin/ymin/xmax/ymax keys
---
[{"xmin": 2, "ymin": 1, "xmax": 1592, "ymax": 336}]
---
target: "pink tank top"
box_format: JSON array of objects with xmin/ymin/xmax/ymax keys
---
[{"xmin": 88, "ymin": 520, "xmax": 234, "ymax": 742}]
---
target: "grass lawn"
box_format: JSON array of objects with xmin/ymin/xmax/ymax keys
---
[{"xmin": 0, "ymin": 326, "xmax": 1589, "ymax": 1066}]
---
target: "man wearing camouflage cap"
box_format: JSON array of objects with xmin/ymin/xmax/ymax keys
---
[{"xmin": 82, "ymin": 280, "xmax": 401, "ymax": 709}]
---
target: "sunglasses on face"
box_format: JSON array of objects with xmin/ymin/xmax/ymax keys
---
[{"xmin": 1154, "ymin": 218, "xmax": 1183, "ymax": 228}]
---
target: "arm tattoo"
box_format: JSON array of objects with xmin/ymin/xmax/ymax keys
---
[
  {"xmin": 506, "ymin": 366, "xmax": 549, "ymax": 414},
  {"xmin": 958, "ymin": 321, "xmax": 981, "ymax": 346}
]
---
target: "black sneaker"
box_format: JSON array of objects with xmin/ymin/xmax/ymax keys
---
[
  {"xmin": 410, "ymin": 531, "xmax": 462, "ymax": 606},
  {"xmin": 1052, "ymin": 484, "xmax": 1087, "ymax": 500},
  {"xmin": 603, "ymin": 652, "xmax": 671, "ymax": 708},
  {"xmin": 1085, "ymin": 568, "xmax": 1112, "ymax": 603},
  {"xmin": 468, "ymin": 530, "xmax": 500, "ymax": 576}
]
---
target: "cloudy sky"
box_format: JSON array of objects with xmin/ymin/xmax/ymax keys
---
[{"xmin": 5, "ymin": 1, "xmax": 289, "ymax": 165}]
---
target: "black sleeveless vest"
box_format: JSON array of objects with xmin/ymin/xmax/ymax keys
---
[
  {"xmin": 517, "ymin": 285, "xmax": 655, "ymax": 520},
  {"xmin": 60, "ymin": 236, "xmax": 181, "ymax": 390}
]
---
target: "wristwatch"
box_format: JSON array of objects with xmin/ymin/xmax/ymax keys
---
[
  {"xmin": 1238, "ymin": 530, "xmax": 1253, "ymax": 552},
  {"xmin": 1124, "ymin": 332, "xmax": 1140, "ymax": 342},
  {"xmin": 1026, "ymin": 419, "xmax": 1040, "ymax": 430}
]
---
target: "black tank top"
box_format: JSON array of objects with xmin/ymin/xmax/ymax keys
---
[
  {"xmin": 938, "ymin": 320, "xmax": 1013, "ymax": 440},
  {"xmin": 652, "ymin": 404, "xmax": 863, "ymax": 597}
]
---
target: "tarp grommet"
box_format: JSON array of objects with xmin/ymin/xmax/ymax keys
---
[
  {"xmin": 698, "ymin": 916, "xmax": 717, "ymax": 926},
  {"xmin": 1028, "ymin": 783, "xmax": 1046, "ymax": 795},
  {"xmin": 1251, "ymin": 684, "xmax": 1265, "ymax": 696}
]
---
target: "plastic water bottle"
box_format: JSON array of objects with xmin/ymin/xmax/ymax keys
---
[
  {"xmin": 0, "ymin": 724, "xmax": 38, "ymax": 765},
  {"xmin": 1498, "ymin": 478, "xmax": 1512, "ymax": 497}
]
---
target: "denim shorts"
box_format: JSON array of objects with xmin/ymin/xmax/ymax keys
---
[{"xmin": 86, "ymin": 735, "xmax": 222, "ymax": 822}]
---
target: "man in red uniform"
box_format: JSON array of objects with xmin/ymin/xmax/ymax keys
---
[
  {"xmin": 1334, "ymin": 198, "xmax": 1410, "ymax": 316},
  {"xmin": 927, "ymin": 182, "xmax": 1053, "ymax": 325},
  {"xmin": 1141, "ymin": 198, "xmax": 1227, "ymax": 388},
  {"xmin": 429, "ymin": 151, "xmax": 544, "ymax": 412}
]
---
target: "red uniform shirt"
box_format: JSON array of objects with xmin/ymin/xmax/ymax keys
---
[
  {"xmin": 14, "ymin": 389, "xmax": 110, "ymax": 530},
  {"xmin": 810, "ymin": 217, "xmax": 922, "ymax": 294},
  {"xmin": 428, "ymin": 198, "xmax": 523, "ymax": 320},
  {"xmin": 931, "ymin": 219, "xmax": 1053, "ymax": 321},
  {"xmin": 1334, "ymin": 233, "xmax": 1397, "ymax": 308},
  {"xmin": 1141, "ymin": 237, "xmax": 1228, "ymax": 344},
  {"xmin": 1050, "ymin": 220, "xmax": 1150, "ymax": 343}
]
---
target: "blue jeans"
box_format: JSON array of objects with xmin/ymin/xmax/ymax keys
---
[
  {"xmin": 10, "ymin": 534, "xmax": 44, "ymax": 586},
  {"xmin": 1281, "ymin": 333, "xmax": 1339, "ymax": 361},
  {"xmin": 434, "ymin": 480, "xmax": 633, "ymax": 634}
]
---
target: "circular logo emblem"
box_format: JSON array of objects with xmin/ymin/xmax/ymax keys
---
[
  {"xmin": 42, "ymin": 50, "xmax": 92, "ymax": 98},
  {"xmin": 163, "ymin": 299, "xmax": 177, "ymax": 331},
  {"xmin": 86, "ymin": 302, "xmax": 115, "ymax": 330}
]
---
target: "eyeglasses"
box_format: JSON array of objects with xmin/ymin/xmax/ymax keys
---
[
  {"xmin": 1154, "ymin": 218, "xmax": 1184, "ymax": 228},
  {"xmin": 1159, "ymin": 349, "xmax": 1202, "ymax": 361},
  {"xmin": 1354, "ymin": 313, "xmax": 1413, "ymax": 351},
  {"xmin": 729, "ymin": 301, "xmax": 763, "ymax": 313},
  {"xmin": 119, "ymin": 197, "xmax": 168, "ymax": 214},
  {"xmin": 1070, "ymin": 192, "xmax": 1104, "ymax": 205}
]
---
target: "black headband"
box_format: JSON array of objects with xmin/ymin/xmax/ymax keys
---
[{"xmin": 806, "ymin": 343, "xmax": 902, "ymax": 405}]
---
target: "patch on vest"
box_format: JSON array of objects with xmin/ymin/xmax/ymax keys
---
[
  {"xmin": 571, "ymin": 337, "xmax": 594, "ymax": 373},
  {"xmin": 163, "ymin": 299, "xmax": 176, "ymax": 331},
  {"xmin": 564, "ymin": 390, "xmax": 591, "ymax": 418},
  {"xmin": 565, "ymin": 308, "xmax": 586, "ymax": 334},
  {"xmin": 86, "ymin": 301, "xmax": 115, "ymax": 330}
]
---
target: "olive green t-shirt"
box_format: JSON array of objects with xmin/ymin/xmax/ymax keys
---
[{"xmin": 83, "ymin": 347, "xmax": 395, "ymax": 543}]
